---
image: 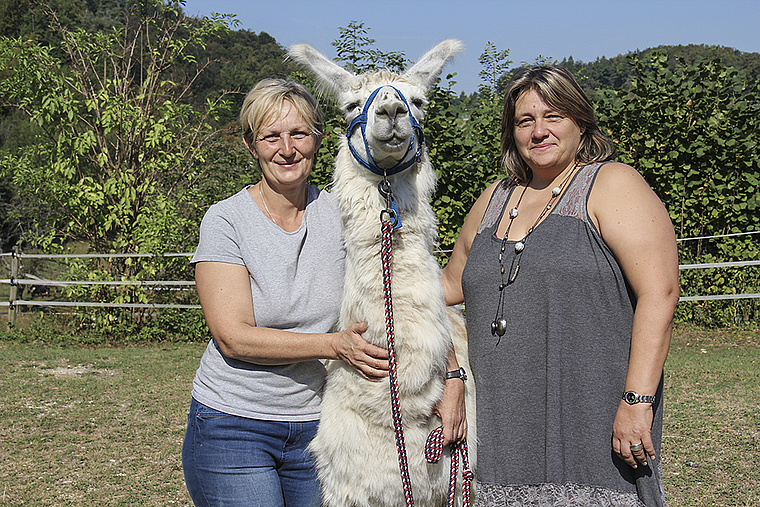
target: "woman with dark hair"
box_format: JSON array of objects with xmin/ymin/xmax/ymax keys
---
[{"xmin": 442, "ymin": 66, "xmax": 679, "ymax": 506}]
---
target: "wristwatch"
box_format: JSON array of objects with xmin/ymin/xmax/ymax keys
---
[
  {"xmin": 445, "ymin": 367, "xmax": 467, "ymax": 382},
  {"xmin": 622, "ymin": 390, "xmax": 655, "ymax": 405}
]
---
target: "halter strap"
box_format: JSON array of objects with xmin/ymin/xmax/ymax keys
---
[{"xmin": 346, "ymin": 85, "xmax": 425, "ymax": 177}]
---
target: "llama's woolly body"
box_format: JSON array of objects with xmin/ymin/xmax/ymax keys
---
[{"xmin": 289, "ymin": 41, "xmax": 475, "ymax": 507}]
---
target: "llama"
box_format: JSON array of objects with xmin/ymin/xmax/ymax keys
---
[{"xmin": 288, "ymin": 40, "xmax": 476, "ymax": 507}]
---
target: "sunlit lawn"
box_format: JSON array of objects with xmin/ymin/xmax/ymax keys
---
[{"xmin": 0, "ymin": 326, "xmax": 757, "ymax": 506}]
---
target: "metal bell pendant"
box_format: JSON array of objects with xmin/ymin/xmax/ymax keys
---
[
  {"xmin": 514, "ymin": 241, "xmax": 525, "ymax": 253},
  {"xmin": 491, "ymin": 317, "xmax": 507, "ymax": 337}
]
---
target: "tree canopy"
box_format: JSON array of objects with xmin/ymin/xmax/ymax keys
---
[{"xmin": 1, "ymin": 4, "xmax": 758, "ymax": 327}]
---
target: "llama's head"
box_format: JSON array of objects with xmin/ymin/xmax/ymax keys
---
[{"xmin": 288, "ymin": 40, "xmax": 463, "ymax": 177}]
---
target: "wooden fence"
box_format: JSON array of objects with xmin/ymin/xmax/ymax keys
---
[{"xmin": 2, "ymin": 233, "xmax": 760, "ymax": 328}]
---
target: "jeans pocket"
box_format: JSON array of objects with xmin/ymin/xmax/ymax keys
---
[{"xmin": 194, "ymin": 402, "xmax": 231, "ymax": 420}]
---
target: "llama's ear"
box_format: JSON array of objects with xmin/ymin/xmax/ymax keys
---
[
  {"xmin": 403, "ymin": 39, "xmax": 463, "ymax": 90},
  {"xmin": 288, "ymin": 43, "xmax": 353, "ymax": 95}
]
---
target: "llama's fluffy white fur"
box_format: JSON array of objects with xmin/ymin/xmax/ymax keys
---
[{"xmin": 289, "ymin": 40, "xmax": 475, "ymax": 507}]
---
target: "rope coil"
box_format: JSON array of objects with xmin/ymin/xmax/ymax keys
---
[{"xmin": 425, "ymin": 427, "xmax": 474, "ymax": 507}]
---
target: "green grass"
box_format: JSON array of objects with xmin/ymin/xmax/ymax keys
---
[
  {"xmin": 662, "ymin": 328, "xmax": 760, "ymax": 506},
  {"xmin": 0, "ymin": 327, "xmax": 757, "ymax": 506},
  {"xmin": 0, "ymin": 342, "xmax": 205, "ymax": 506}
]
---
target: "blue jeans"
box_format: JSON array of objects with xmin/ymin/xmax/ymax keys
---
[{"xmin": 182, "ymin": 398, "xmax": 321, "ymax": 507}]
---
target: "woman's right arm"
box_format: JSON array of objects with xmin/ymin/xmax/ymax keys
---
[
  {"xmin": 441, "ymin": 181, "xmax": 500, "ymax": 306},
  {"xmin": 195, "ymin": 261, "xmax": 389, "ymax": 381}
]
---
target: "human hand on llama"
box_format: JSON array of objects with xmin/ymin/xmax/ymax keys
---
[{"xmin": 332, "ymin": 321, "xmax": 389, "ymax": 382}]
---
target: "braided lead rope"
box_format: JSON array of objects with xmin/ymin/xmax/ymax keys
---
[
  {"xmin": 381, "ymin": 217, "xmax": 415, "ymax": 507},
  {"xmin": 425, "ymin": 426, "xmax": 475, "ymax": 507},
  {"xmin": 459, "ymin": 440, "xmax": 474, "ymax": 504}
]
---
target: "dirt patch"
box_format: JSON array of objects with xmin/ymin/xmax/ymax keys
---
[{"xmin": 25, "ymin": 360, "xmax": 122, "ymax": 379}]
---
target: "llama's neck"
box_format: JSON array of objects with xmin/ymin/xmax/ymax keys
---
[{"xmin": 332, "ymin": 141, "xmax": 449, "ymax": 363}]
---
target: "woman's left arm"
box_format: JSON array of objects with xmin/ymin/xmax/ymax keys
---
[
  {"xmin": 589, "ymin": 162, "xmax": 680, "ymax": 469},
  {"xmin": 434, "ymin": 349, "xmax": 467, "ymax": 446}
]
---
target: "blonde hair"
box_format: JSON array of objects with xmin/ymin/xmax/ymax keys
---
[
  {"xmin": 240, "ymin": 79, "xmax": 323, "ymax": 144},
  {"xmin": 500, "ymin": 66, "xmax": 616, "ymax": 181}
]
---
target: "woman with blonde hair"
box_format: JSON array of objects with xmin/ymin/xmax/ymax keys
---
[{"xmin": 182, "ymin": 79, "xmax": 390, "ymax": 507}]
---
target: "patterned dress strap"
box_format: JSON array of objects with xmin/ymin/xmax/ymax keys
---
[
  {"xmin": 554, "ymin": 161, "xmax": 608, "ymax": 221},
  {"xmin": 477, "ymin": 179, "xmax": 513, "ymax": 235}
]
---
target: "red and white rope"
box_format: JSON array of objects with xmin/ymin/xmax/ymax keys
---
[
  {"xmin": 381, "ymin": 208, "xmax": 473, "ymax": 507},
  {"xmin": 425, "ymin": 426, "xmax": 474, "ymax": 506},
  {"xmin": 382, "ymin": 217, "xmax": 415, "ymax": 507}
]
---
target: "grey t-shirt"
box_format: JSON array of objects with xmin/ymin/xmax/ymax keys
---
[{"xmin": 190, "ymin": 185, "xmax": 345, "ymax": 421}]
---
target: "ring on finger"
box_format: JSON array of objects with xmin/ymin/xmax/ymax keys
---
[{"xmin": 630, "ymin": 443, "xmax": 643, "ymax": 453}]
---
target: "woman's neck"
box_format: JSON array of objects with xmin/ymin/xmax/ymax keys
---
[
  {"xmin": 255, "ymin": 180, "xmax": 308, "ymax": 232},
  {"xmin": 529, "ymin": 160, "xmax": 579, "ymax": 190}
]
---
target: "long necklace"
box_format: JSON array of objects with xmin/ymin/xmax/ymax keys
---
[
  {"xmin": 491, "ymin": 164, "xmax": 579, "ymax": 339},
  {"xmin": 259, "ymin": 183, "xmax": 278, "ymax": 225}
]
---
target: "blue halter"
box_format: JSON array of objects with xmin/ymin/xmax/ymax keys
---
[{"xmin": 346, "ymin": 85, "xmax": 425, "ymax": 177}]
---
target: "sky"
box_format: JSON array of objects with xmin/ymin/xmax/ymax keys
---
[{"xmin": 182, "ymin": 0, "xmax": 760, "ymax": 95}]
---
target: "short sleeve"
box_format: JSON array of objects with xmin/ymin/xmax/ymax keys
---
[{"xmin": 191, "ymin": 202, "xmax": 246, "ymax": 266}]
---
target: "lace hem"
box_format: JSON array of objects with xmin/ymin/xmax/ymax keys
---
[{"xmin": 475, "ymin": 481, "xmax": 646, "ymax": 507}]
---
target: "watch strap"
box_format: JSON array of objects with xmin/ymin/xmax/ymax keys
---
[{"xmin": 445, "ymin": 367, "xmax": 467, "ymax": 382}]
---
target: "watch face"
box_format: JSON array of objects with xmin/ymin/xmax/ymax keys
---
[{"xmin": 624, "ymin": 392, "xmax": 637, "ymax": 404}]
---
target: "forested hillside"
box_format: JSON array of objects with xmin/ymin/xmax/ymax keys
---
[
  {"xmin": 1, "ymin": 1, "xmax": 758, "ymax": 329},
  {"xmin": 562, "ymin": 44, "xmax": 760, "ymax": 92}
]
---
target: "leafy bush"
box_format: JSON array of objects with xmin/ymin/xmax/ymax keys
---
[
  {"xmin": 2, "ymin": 307, "xmax": 210, "ymax": 345},
  {"xmin": 3, "ymin": 13, "xmax": 759, "ymax": 332},
  {"xmin": 597, "ymin": 51, "xmax": 760, "ymax": 326}
]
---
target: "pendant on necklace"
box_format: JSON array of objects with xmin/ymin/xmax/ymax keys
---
[
  {"xmin": 491, "ymin": 317, "xmax": 507, "ymax": 337},
  {"xmin": 514, "ymin": 241, "xmax": 525, "ymax": 253},
  {"xmin": 552, "ymin": 186, "xmax": 562, "ymax": 196},
  {"xmin": 510, "ymin": 264, "xmax": 520, "ymax": 283},
  {"xmin": 509, "ymin": 208, "xmax": 519, "ymax": 219}
]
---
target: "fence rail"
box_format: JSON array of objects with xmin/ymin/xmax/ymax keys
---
[
  {"xmin": 1, "ymin": 248, "xmax": 201, "ymax": 326},
  {"xmin": 3, "ymin": 233, "xmax": 759, "ymax": 327},
  {"xmin": 0, "ymin": 279, "xmax": 196, "ymax": 287},
  {"xmin": 0, "ymin": 300, "xmax": 201, "ymax": 309}
]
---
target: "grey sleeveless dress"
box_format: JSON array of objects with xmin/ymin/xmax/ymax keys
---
[{"xmin": 462, "ymin": 162, "xmax": 667, "ymax": 506}]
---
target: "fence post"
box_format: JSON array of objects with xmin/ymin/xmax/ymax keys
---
[{"xmin": 8, "ymin": 246, "xmax": 19, "ymax": 329}]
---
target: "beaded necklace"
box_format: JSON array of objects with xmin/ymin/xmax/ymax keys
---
[{"xmin": 491, "ymin": 164, "xmax": 579, "ymax": 339}]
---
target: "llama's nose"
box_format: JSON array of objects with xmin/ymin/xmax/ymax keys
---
[{"xmin": 375, "ymin": 88, "xmax": 408, "ymax": 119}]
